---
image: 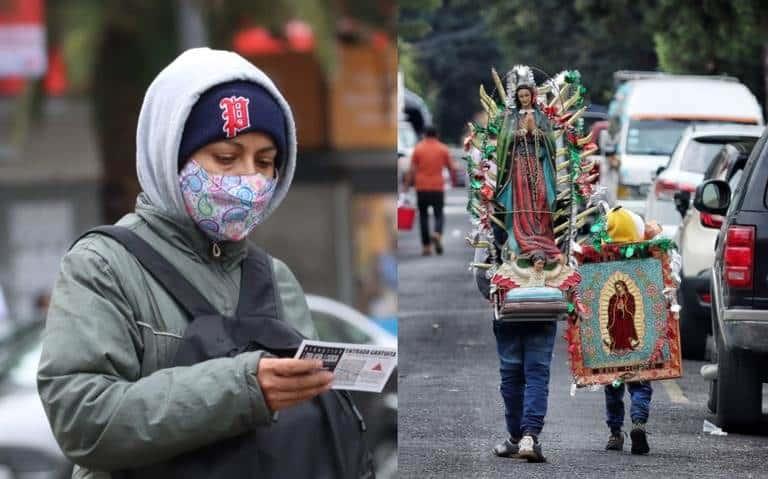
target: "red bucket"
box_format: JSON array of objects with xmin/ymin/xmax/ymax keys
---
[{"xmin": 397, "ymin": 204, "xmax": 416, "ymax": 231}]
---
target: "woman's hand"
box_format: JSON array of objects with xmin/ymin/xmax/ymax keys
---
[{"xmin": 256, "ymin": 358, "xmax": 334, "ymax": 412}]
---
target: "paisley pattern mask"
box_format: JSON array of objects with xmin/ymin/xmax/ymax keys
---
[{"xmin": 179, "ymin": 160, "xmax": 277, "ymax": 242}]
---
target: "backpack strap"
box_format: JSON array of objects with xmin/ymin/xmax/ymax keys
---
[
  {"xmin": 232, "ymin": 246, "xmax": 304, "ymax": 355},
  {"xmin": 235, "ymin": 246, "xmax": 281, "ymax": 321},
  {"xmin": 74, "ymin": 226, "xmax": 218, "ymax": 318}
]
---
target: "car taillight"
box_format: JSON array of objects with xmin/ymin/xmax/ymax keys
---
[
  {"xmin": 723, "ymin": 225, "xmax": 755, "ymax": 289},
  {"xmin": 700, "ymin": 212, "xmax": 724, "ymax": 229},
  {"xmin": 655, "ymin": 179, "xmax": 696, "ymax": 200},
  {"xmin": 698, "ymin": 292, "xmax": 711, "ymax": 304}
]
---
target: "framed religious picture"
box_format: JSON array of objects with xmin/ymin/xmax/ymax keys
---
[{"xmin": 566, "ymin": 241, "xmax": 682, "ymax": 386}]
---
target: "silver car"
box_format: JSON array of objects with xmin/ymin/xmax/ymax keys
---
[{"xmin": 644, "ymin": 124, "xmax": 764, "ymax": 238}]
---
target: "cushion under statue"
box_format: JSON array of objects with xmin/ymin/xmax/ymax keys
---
[
  {"xmin": 491, "ymin": 253, "xmax": 579, "ymax": 320},
  {"xmin": 505, "ymin": 287, "xmax": 565, "ymax": 302}
]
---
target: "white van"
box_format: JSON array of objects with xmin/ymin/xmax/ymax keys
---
[{"xmin": 604, "ymin": 75, "xmax": 764, "ymax": 214}]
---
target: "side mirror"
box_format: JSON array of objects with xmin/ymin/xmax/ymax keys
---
[
  {"xmin": 693, "ymin": 179, "xmax": 731, "ymax": 215},
  {"xmin": 673, "ymin": 190, "xmax": 691, "ymax": 218}
]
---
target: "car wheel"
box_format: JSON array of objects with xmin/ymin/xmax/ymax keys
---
[
  {"xmin": 678, "ymin": 284, "xmax": 706, "ymax": 359},
  {"xmin": 715, "ymin": 330, "xmax": 761, "ymax": 432}
]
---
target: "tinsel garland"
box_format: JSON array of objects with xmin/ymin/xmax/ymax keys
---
[{"xmin": 578, "ymin": 238, "xmax": 679, "ymax": 263}]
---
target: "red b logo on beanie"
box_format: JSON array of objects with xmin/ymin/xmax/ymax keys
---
[{"xmin": 219, "ymin": 96, "xmax": 251, "ymax": 138}]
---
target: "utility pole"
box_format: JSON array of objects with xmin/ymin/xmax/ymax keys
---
[{"xmin": 177, "ymin": 0, "xmax": 208, "ymax": 50}]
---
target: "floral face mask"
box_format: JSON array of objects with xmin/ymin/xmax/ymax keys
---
[{"xmin": 179, "ymin": 160, "xmax": 277, "ymax": 242}]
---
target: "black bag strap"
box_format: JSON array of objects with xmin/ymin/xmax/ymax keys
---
[
  {"xmin": 235, "ymin": 246, "xmax": 280, "ymax": 320},
  {"xmin": 232, "ymin": 247, "xmax": 305, "ymax": 354},
  {"xmin": 75, "ymin": 226, "xmax": 218, "ymax": 318}
]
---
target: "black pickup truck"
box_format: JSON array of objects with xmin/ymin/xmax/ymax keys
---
[{"xmin": 694, "ymin": 128, "xmax": 768, "ymax": 432}]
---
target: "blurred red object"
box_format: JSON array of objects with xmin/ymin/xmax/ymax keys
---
[
  {"xmin": 284, "ymin": 20, "xmax": 314, "ymax": 52},
  {"xmin": 371, "ymin": 31, "xmax": 390, "ymax": 51},
  {"xmin": 43, "ymin": 47, "xmax": 68, "ymax": 96},
  {"xmin": 233, "ymin": 27, "xmax": 285, "ymax": 55},
  {"xmin": 0, "ymin": 0, "xmax": 42, "ymax": 23},
  {"xmin": 0, "ymin": 76, "xmax": 24, "ymax": 95},
  {"xmin": 397, "ymin": 201, "xmax": 416, "ymax": 231}
]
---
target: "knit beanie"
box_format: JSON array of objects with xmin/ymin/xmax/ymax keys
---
[{"xmin": 178, "ymin": 80, "xmax": 287, "ymax": 170}]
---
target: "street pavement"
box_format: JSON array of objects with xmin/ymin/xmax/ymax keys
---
[{"xmin": 398, "ymin": 189, "xmax": 768, "ymax": 479}]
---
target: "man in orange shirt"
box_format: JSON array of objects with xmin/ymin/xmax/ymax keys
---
[{"xmin": 408, "ymin": 126, "xmax": 456, "ymax": 256}]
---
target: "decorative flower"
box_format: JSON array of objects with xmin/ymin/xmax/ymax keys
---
[{"xmin": 480, "ymin": 184, "xmax": 494, "ymax": 201}]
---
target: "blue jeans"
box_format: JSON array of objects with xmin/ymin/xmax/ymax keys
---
[
  {"xmin": 604, "ymin": 381, "xmax": 652, "ymax": 433},
  {"xmin": 493, "ymin": 321, "xmax": 557, "ymax": 438}
]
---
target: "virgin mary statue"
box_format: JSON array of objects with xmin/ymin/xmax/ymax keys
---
[{"xmin": 495, "ymin": 67, "xmax": 561, "ymax": 263}]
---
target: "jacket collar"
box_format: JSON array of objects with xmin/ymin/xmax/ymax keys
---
[{"xmin": 134, "ymin": 193, "xmax": 248, "ymax": 271}]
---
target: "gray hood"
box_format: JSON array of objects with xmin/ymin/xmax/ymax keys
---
[{"xmin": 136, "ymin": 47, "xmax": 297, "ymax": 222}]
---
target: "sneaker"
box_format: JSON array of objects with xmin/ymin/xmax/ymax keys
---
[
  {"xmin": 431, "ymin": 233, "xmax": 443, "ymax": 255},
  {"xmin": 605, "ymin": 431, "xmax": 624, "ymax": 451},
  {"xmin": 517, "ymin": 434, "xmax": 546, "ymax": 463},
  {"xmin": 421, "ymin": 245, "xmax": 432, "ymax": 256},
  {"xmin": 492, "ymin": 438, "xmax": 520, "ymax": 458},
  {"xmin": 630, "ymin": 423, "xmax": 650, "ymax": 455}
]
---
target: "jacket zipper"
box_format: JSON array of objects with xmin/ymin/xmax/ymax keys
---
[{"xmin": 209, "ymin": 241, "xmax": 239, "ymax": 315}]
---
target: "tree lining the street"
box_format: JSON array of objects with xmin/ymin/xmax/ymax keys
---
[
  {"xmin": 400, "ymin": 0, "xmax": 502, "ymax": 142},
  {"xmin": 650, "ymin": 0, "xmax": 768, "ymax": 117},
  {"xmin": 402, "ymin": 0, "xmax": 768, "ymax": 143}
]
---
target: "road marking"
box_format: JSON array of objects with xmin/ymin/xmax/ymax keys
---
[
  {"xmin": 660, "ymin": 379, "xmax": 690, "ymax": 404},
  {"xmin": 399, "ymin": 308, "xmax": 490, "ymax": 319}
]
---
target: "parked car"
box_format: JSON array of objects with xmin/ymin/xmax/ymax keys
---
[
  {"xmin": 693, "ymin": 128, "xmax": 768, "ymax": 432},
  {"xmin": 0, "ymin": 324, "xmax": 72, "ymax": 479},
  {"xmin": 581, "ymin": 104, "xmax": 608, "ymax": 137},
  {"xmin": 673, "ymin": 139, "xmax": 758, "ymax": 359},
  {"xmin": 398, "ymin": 120, "xmax": 418, "ymax": 191},
  {"xmin": 604, "ymin": 75, "xmax": 764, "ymax": 215},
  {"xmin": 306, "ymin": 294, "xmax": 397, "ymax": 349},
  {"xmin": 403, "ymin": 87, "xmax": 432, "ymax": 137},
  {"xmin": 305, "ymin": 294, "xmax": 397, "ymax": 479},
  {"xmin": 645, "ymin": 124, "xmax": 764, "ymax": 238}
]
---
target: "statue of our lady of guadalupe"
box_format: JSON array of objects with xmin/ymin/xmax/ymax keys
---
[{"xmin": 495, "ymin": 72, "xmax": 561, "ymax": 264}]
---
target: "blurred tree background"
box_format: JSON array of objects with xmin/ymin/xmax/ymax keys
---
[
  {"xmin": 400, "ymin": 0, "xmax": 501, "ymax": 141},
  {"xmin": 38, "ymin": 0, "xmax": 392, "ymax": 221},
  {"xmin": 400, "ymin": 0, "xmax": 768, "ymax": 143}
]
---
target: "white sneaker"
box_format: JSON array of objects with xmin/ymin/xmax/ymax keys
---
[
  {"xmin": 517, "ymin": 434, "xmax": 545, "ymax": 462},
  {"xmin": 518, "ymin": 435, "xmax": 534, "ymax": 455}
]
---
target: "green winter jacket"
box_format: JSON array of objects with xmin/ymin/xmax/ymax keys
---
[
  {"xmin": 38, "ymin": 47, "xmax": 314, "ymax": 479},
  {"xmin": 38, "ymin": 195, "xmax": 317, "ymax": 479}
]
